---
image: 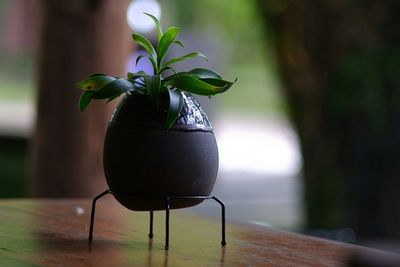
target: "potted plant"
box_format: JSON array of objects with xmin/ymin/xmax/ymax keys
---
[{"xmin": 75, "ymin": 14, "xmax": 236, "ymax": 212}]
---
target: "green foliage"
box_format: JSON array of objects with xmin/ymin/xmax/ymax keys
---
[{"xmin": 75, "ymin": 13, "xmax": 235, "ymax": 128}]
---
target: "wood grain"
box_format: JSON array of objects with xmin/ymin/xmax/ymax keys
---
[{"xmin": 0, "ymin": 199, "xmax": 394, "ymax": 266}]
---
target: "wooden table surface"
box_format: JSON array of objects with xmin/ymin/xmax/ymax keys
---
[{"xmin": 0, "ymin": 198, "xmax": 395, "ymax": 267}]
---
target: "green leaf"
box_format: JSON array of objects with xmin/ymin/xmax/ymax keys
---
[
  {"xmin": 159, "ymin": 66, "xmax": 177, "ymax": 75},
  {"xmin": 157, "ymin": 26, "xmax": 180, "ymax": 65},
  {"xmin": 75, "ymin": 75, "xmax": 116, "ymax": 91},
  {"xmin": 188, "ymin": 68, "xmax": 222, "ymax": 79},
  {"xmin": 79, "ymin": 91, "xmax": 94, "ymax": 112},
  {"xmin": 89, "ymin": 73, "xmax": 107, "ymax": 77},
  {"xmin": 166, "ymin": 75, "xmax": 228, "ymax": 96},
  {"xmin": 174, "ymin": 40, "xmax": 185, "ymax": 47},
  {"xmin": 92, "ymin": 78, "xmax": 134, "ymax": 99},
  {"xmin": 127, "ymin": 71, "xmax": 147, "ymax": 79},
  {"xmin": 132, "ymin": 33, "xmax": 157, "ymax": 69},
  {"xmin": 134, "ymin": 56, "xmax": 157, "ymax": 75},
  {"xmin": 163, "ymin": 52, "xmax": 207, "ymax": 67},
  {"xmin": 148, "ymin": 57, "xmax": 158, "ymax": 75},
  {"xmin": 166, "ymin": 89, "xmax": 184, "ymax": 129},
  {"xmin": 144, "ymin": 13, "xmax": 163, "ymax": 41},
  {"xmin": 107, "ymin": 94, "xmax": 120, "ymax": 103},
  {"xmin": 135, "ymin": 55, "xmax": 146, "ymax": 66},
  {"xmin": 145, "ymin": 75, "xmax": 161, "ymax": 108},
  {"xmin": 201, "ymin": 77, "xmax": 236, "ymax": 93},
  {"xmin": 132, "ymin": 33, "xmax": 157, "ymax": 58}
]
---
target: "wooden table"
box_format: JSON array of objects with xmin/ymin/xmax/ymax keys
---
[{"xmin": 0, "ymin": 198, "xmax": 397, "ymax": 266}]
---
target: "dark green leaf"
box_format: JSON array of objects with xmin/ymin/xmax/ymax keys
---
[
  {"xmin": 166, "ymin": 89, "xmax": 184, "ymax": 129},
  {"xmin": 132, "ymin": 33, "xmax": 157, "ymax": 63},
  {"xmin": 163, "ymin": 68, "xmax": 217, "ymax": 82},
  {"xmin": 163, "ymin": 52, "xmax": 207, "ymax": 67},
  {"xmin": 127, "ymin": 71, "xmax": 147, "ymax": 79},
  {"xmin": 157, "ymin": 26, "xmax": 180, "ymax": 65},
  {"xmin": 79, "ymin": 91, "xmax": 93, "ymax": 112},
  {"xmin": 159, "ymin": 66, "xmax": 177, "ymax": 75},
  {"xmin": 133, "ymin": 55, "xmax": 157, "ymax": 74},
  {"xmin": 144, "ymin": 13, "xmax": 163, "ymax": 41},
  {"xmin": 188, "ymin": 68, "xmax": 222, "ymax": 79},
  {"xmin": 148, "ymin": 57, "xmax": 158, "ymax": 75},
  {"xmin": 145, "ymin": 75, "xmax": 161, "ymax": 108},
  {"xmin": 92, "ymin": 78, "xmax": 134, "ymax": 99},
  {"xmin": 201, "ymin": 77, "xmax": 236, "ymax": 86},
  {"xmin": 201, "ymin": 77, "xmax": 236, "ymax": 93},
  {"xmin": 135, "ymin": 55, "xmax": 146, "ymax": 66},
  {"xmin": 89, "ymin": 73, "xmax": 107, "ymax": 77},
  {"xmin": 167, "ymin": 75, "xmax": 226, "ymax": 96},
  {"xmin": 75, "ymin": 75, "xmax": 116, "ymax": 91},
  {"xmin": 174, "ymin": 40, "xmax": 185, "ymax": 47},
  {"xmin": 107, "ymin": 94, "xmax": 120, "ymax": 103}
]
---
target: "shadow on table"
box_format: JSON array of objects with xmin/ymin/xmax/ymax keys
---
[{"xmin": 32, "ymin": 230, "xmax": 226, "ymax": 266}]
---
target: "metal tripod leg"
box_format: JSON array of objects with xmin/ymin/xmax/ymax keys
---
[
  {"xmin": 89, "ymin": 190, "xmax": 111, "ymax": 241},
  {"xmin": 149, "ymin": 211, "xmax": 154, "ymax": 239},
  {"xmin": 88, "ymin": 190, "xmax": 227, "ymax": 249},
  {"xmin": 212, "ymin": 196, "xmax": 226, "ymax": 246},
  {"xmin": 165, "ymin": 197, "xmax": 171, "ymax": 250}
]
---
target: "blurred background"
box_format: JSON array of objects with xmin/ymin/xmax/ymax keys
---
[{"xmin": 1, "ymin": 0, "xmax": 399, "ymax": 253}]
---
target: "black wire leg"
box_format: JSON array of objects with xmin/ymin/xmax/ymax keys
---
[
  {"xmin": 165, "ymin": 197, "xmax": 171, "ymax": 250},
  {"xmin": 149, "ymin": 211, "xmax": 154, "ymax": 239},
  {"xmin": 88, "ymin": 191, "xmax": 226, "ymax": 249},
  {"xmin": 89, "ymin": 190, "xmax": 111, "ymax": 241},
  {"xmin": 212, "ymin": 196, "xmax": 226, "ymax": 246}
]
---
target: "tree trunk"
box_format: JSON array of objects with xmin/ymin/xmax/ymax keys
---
[
  {"xmin": 259, "ymin": 0, "xmax": 400, "ymax": 239},
  {"xmin": 30, "ymin": 0, "xmax": 131, "ymax": 197}
]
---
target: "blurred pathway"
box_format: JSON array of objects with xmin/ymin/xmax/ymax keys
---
[
  {"xmin": 0, "ymin": 101, "xmax": 34, "ymax": 137},
  {"xmin": 191, "ymin": 116, "xmax": 304, "ymax": 231}
]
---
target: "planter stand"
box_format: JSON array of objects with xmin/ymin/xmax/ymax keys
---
[{"xmin": 88, "ymin": 189, "xmax": 226, "ymax": 250}]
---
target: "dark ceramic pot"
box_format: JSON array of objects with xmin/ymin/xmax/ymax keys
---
[{"xmin": 103, "ymin": 92, "xmax": 219, "ymax": 211}]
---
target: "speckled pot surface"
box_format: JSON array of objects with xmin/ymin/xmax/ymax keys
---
[{"xmin": 103, "ymin": 93, "xmax": 219, "ymax": 211}]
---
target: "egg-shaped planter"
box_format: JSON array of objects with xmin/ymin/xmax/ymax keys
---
[{"xmin": 103, "ymin": 92, "xmax": 219, "ymax": 211}]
